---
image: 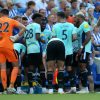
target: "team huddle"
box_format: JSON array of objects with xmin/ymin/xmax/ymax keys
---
[{"xmin": 0, "ymin": 9, "xmax": 94, "ymax": 94}]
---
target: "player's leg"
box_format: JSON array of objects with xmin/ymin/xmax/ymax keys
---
[
  {"xmin": 13, "ymin": 51, "xmax": 22, "ymax": 93},
  {"xmin": 37, "ymin": 53, "xmax": 47, "ymax": 93},
  {"xmin": 15, "ymin": 54, "xmax": 26, "ymax": 94},
  {"xmin": 65, "ymin": 55, "xmax": 77, "ymax": 93},
  {"xmin": 27, "ymin": 53, "xmax": 35, "ymax": 94},
  {"xmin": 5, "ymin": 49, "xmax": 19, "ymax": 93},
  {"xmin": 47, "ymin": 61, "xmax": 55, "ymax": 94},
  {"xmin": 57, "ymin": 61, "xmax": 65, "ymax": 94},
  {"xmin": 56, "ymin": 40, "xmax": 65, "ymax": 94},
  {"xmin": 87, "ymin": 61, "xmax": 94, "ymax": 92},
  {"xmin": 22, "ymin": 54, "xmax": 28, "ymax": 82},
  {"xmin": 0, "ymin": 48, "xmax": 8, "ymax": 93},
  {"xmin": 46, "ymin": 41, "xmax": 56, "ymax": 94},
  {"xmin": 77, "ymin": 52, "xmax": 90, "ymax": 93},
  {"xmin": 0, "ymin": 63, "xmax": 7, "ymax": 92}
]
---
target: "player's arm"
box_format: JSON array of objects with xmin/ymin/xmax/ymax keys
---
[
  {"xmin": 17, "ymin": 23, "xmax": 26, "ymax": 36},
  {"xmin": 82, "ymin": 23, "xmax": 91, "ymax": 48},
  {"xmin": 10, "ymin": 22, "xmax": 26, "ymax": 42},
  {"xmin": 78, "ymin": 23, "xmax": 91, "ymax": 55},
  {"xmin": 35, "ymin": 24, "xmax": 45, "ymax": 43},
  {"xmin": 82, "ymin": 31, "xmax": 91, "ymax": 47},
  {"xmin": 36, "ymin": 33, "xmax": 45, "ymax": 43}
]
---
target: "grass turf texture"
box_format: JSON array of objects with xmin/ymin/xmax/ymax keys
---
[{"xmin": 0, "ymin": 94, "xmax": 100, "ymax": 100}]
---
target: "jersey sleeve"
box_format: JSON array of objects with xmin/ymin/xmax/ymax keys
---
[
  {"xmin": 83, "ymin": 22, "xmax": 90, "ymax": 33},
  {"xmin": 52, "ymin": 25, "xmax": 57, "ymax": 37},
  {"xmin": 12, "ymin": 19, "xmax": 19, "ymax": 28},
  {"xmin": 35, "ymin": 24, "xmax": 41, "ymax": 34}
]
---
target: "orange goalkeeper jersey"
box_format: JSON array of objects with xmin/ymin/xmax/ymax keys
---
[{"xmin": 0, "ymin": 16, "xmax": 19, "ymax": 49}]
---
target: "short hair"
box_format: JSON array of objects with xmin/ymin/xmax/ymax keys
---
[
  {"xmin": 0, "ymin": 9, "xmax": 9, "ymax": 15},
  {"xmin": 76, "ymin": 13, "xmax": 85, "ymax": 20},
  {"xmin": 80, "ymin": 3, "xmax": 86, "ymax": 8},
  {"xmin": 13, "ymin": 16, "xmax": 21, "ymax": 20},
  {"xmin": 27, "ymin": 1, "xmax": 35, "ymax": 8},
  {"xmin": 48, "ymin": 14, "xmax": 54, "ymax": 18},
  {"xmin": 39, "ymin": 9, "xmax": 45, "ymax": 13},
  {"xmin": 71, "ymin": 0, "xmax": 77, "ymax": 3},
  {"xmin": 57, "ymin": 11, "xmax": 66, "ymax": 19},
  {"xmin": 32, "ymin": 13, "xmax": 42, "ymax": 20},
  {"xmin": 22, "ymin": 17, "xmax": 28, "ymax": 20}
]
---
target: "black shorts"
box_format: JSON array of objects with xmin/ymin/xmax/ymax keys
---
[
  {"xmin": 72, "ymin": 52, "xmax": 78, "ymax": 68},
  {"xmin": 46, "ymin": 40, "xmax": 65, "ymax": 61},
  {"xmin": 65, "ymin": 54, "xmax": 73, "ymax": 67},
  {"xmin": 22, "ymin": 54, "xmax": 29, "ymax": 68},
  {"xmin": 78, "ymin": 52, "xmax": 90, "ymax": 64},
  {"xmin": 27, "ymin": 53, "xmax": 42, "ymax": 67},
  {"xmin": 78, "ymin": 52, "xmax": 91, "ymax": 75}
]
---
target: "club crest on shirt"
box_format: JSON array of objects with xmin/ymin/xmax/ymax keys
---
[{"xmin": 84, "ymin": 23, "xmax": 89, "ymax": 28}]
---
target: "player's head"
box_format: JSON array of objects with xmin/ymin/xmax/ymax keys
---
[
  {"xmin": 57, "ymin": 11, "xmax": 66, "ymax": 22},
  {"xmin": 13, "ymin": 16, "xmax": 22, "ymax": 22},
  {"xmin": 74, "ymin": 13, "xmax": 85, "ymax": 27},
  {"xmin": 0, "ymin": 9, "xmax": 9, "ymax": 16},
  {"xmin": 22, "ymin": 17, "xmax": 28, "ymax": 26},
  {"xmin": 32, "ymin": 13, "xmax": 43, "ymax": 24},
  {"xmin": 75, "ymin": 12, "xmax": 85, "ymax": 21}
]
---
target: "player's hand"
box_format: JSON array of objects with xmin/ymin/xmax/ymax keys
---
[
  {"xmin": 78, "ymin": 48, "xmax": 83, "ymax": 55},
  {"xmin": 10, "ymin": 34, "xmax": 20, "ymax": 42}
]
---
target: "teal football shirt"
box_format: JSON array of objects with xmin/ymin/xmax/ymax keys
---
[{"xmin": 52, "ymin": 22, "xmax": 76, "ymax": 55}]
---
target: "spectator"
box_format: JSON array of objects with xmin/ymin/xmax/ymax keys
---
[
  {"xmin": 23, "ymin": 7, "xmax": 33, "ymax": 24},
  {"xmin": 65, "ymin": 6, "xmax": 74, "ymax": 23},
  {"xmin": 93, "ymin": 2, "xmax": 100, "ymax": 20},
  {"xmin": 11, "ymin": 0, "xmax": 28, "ymax": 8},
  {"xmin": 46, "ymin": 0, "xmax": 55, "ymax": 17},
  {"xmin": 7, "ymin": 2, "xmax": 20, "ymax": 18},
  {"xmin": 22, "ymin": 17, "xmax": 28, "ymax": 26},
  {"xmin": 35, "ymin": 0, "xmax": 48, "ymax": 11},
  {"xmin": 79, "ymin": 3, "xmax": 86, "ymax": 10},
  {"xmin": 59, "ymin": 0, "xmax": 67, "ymax": 12},
  {"xmin": 66, "ymin": 0, "xmax": 72, "ymax": 7},
  {"xmin": 71, "ymin": 0, "xmax": 79, "ymax": 15},
  {"xmin": 92, "ymin": 25, "xmax": 100, "ymax": 55},
  {"xmin": 81, "ymin": 0, "xmax": 95, "ymax": 11},
  {"xmin": 39, "ymin": 9, "xmax": 46, "ymax": 17},
  {"xmin": 0, "ymin": 0, "xmax": 7, "ymax": 8},
  {"xmin": 87, "ymin": 7, "xmax": 97, "ymax": 28},
  {"xmin": 27, "ymin": 1, "xmax": 36, "ymax": 9},
  {"xmin": 46, "ymin": 14, "xmax": 55, "ymax": 31}
]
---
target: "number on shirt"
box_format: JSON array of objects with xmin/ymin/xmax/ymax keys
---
[
  {"xmin": 25, "ymin": 28, "xmax": 33, "ymax": 39},
  {"xmin": 62, "ymin": 30, "xmax": 67, "ymax": 40},
  {"xmin": 0, "ymin": 22, "xmax": 9, "ymax": 32}
]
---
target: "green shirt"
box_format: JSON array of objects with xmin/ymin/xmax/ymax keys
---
[
  {"xmin": 52, "ymin": 22, "xmax": 76, "ymax": 55},
  {"xmin": 41, "ymin": 29, "xmax": 52, "ymax": 53},
  {"xmin": 77, "ymin": 21, "xmax": 91, "ymax": 53},
  {"xmin": 14, "ymin": 43, "xmax": 26, "ymax": 54},
  {"xmin": 24, "ymin": 23, "xmax": 41, "ymax": 54},
  {"xmin": 72, "ymin": 27, "xmax": 79, "ymax": 52}
]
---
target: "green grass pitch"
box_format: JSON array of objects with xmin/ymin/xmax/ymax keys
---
[{"xmin": 0, "ymin": 94, "xmax": 100, "ymax": 100}]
